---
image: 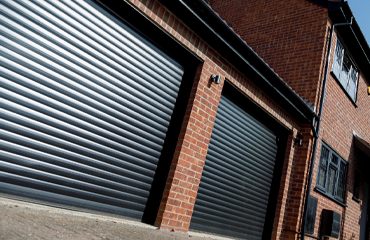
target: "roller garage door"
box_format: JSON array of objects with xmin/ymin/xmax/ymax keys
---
[
  {"xmin": 0, "ymin": 0, "xmax": 184, "ymax": 219},
  {"xmin": 190, "ymin": 88, "xmax": 286, "ymax": 239}
]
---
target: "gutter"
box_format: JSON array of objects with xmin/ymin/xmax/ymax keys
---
[{"xmin": 159, "ymin": 0, "xmax": 318, "ymax": 124}]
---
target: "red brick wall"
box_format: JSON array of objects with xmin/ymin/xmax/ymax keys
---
[
  {"xmin": 208, "ymin": 1, "xmax": 370, "ymax": 238},
  {"xmin": 126, "ymin": 0, "xmax": 302, "ymax": 236},
  {"xmin": 209, "ymin": 0, "xmax": 329, "ymax": 107},
  {"xmin": 308, "ymin": 24, "xmax": 370, "ymax": 239}
]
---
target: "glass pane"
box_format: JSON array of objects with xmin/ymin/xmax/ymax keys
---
[
  {"xmin": 318, "ymin": 167, "xmax": 327, "ymax": 188},
  {"xmin": 348, "ymin": 69, "xmax": 358, "ymax": 100},
  {"xmin": 340, "ymin": 63, "xmax": 349, "ymax": 88},
  {"xmin": 326, "ymin": 166, "xmax": 337, "ymax": 195},
  {"xmin": 318, "ymin": 147, "xmax": 329, "ymax": 188},
  {"xmin": 331, "ymin": 155, "xmax": 338, "ymax": 165},
  {"xmin": 336, "ymin": 163, "xmax": 346, "ymax": 199},
  {"xmin": 333, "ymin": 41, "xmax": 343, "ymax": 78},
  {"xmin": 320, "ymin": 147, "xmax": 329, "ymax": 168}
]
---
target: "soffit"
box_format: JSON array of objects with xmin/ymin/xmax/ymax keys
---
[{"xmin": 354, "ymin": 135, "xmax": 370, "ymax": 158}]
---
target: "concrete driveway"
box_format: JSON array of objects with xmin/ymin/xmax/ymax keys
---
[{"xmin": 0, "ymin": 197, "xmax": 231, "ymax": 240}]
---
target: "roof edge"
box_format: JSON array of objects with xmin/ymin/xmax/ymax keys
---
[
  {"xmin": 306, "ymin": 0, "xmax": 343, "ymax": 8},
  {"xmin": 160, "ymin": 0, "xmax": 318, "ymax": 124},
  {"xmin": 328, "ymin": 2, "xmax": 370, "ymax": 81}
]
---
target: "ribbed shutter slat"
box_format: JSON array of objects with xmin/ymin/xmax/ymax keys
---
[
  {"xmin": 0, "ymin": 16, "xmax": 174, "ymax": 125},
  {"xmin": 190, "ymin": 95, "xmax": 278, "ymax": 239},
  {"xmin": 0, "ymin": 0, "xmax": 184, "ymax": 219}
]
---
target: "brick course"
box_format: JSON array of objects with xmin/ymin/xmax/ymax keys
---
[
  {"xmin": 127, "ymin": 0, "xmax": 301, "ymax": 235},
  {"xmin": 209, "ymin": 0, "xmax": 329, "ymax": 107},
  {"xmin": 209, "ymin": 0, "xmax": 370, "ymax": 239},
  {"xmin": 128, "ymin": 0, "xmax": 370, "ymax": 239}
]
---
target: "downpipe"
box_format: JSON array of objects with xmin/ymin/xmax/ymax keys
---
[{"xmin": 300, "ymin": 17, "xmax": 353, "ymax": 240}]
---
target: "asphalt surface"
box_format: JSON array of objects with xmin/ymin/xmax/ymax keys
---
[{"xmin": 0, "ymin": 197, "xmax": 230, "ymax": 240}]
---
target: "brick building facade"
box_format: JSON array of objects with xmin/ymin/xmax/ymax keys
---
[
  {"xmin": 1, "ymin": 0, "xmax": 369, "ymax": 240},
  {"xmin": 209, "ymin": 0, "xmax": 370, "ymax": 239}
]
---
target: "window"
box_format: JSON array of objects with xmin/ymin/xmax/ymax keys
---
[
  {"xmin": 332, "ymin": 39, "xmax": 359, "ymax": 102},
  {"xmin": 316, "ymin": 143, "xmax": 348, "ymax": 202}
]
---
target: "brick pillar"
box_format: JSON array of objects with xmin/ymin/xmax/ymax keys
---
[
  {"xmin": 271, "ymin": 128, "xmax": 298, "ymax": 239},
  {"xmin": 154, "ymin": 59, "xmax": 223, "ymax": 232},
  {"xmin": 281, "ymin": 124, "xmax": 314, "ymax": 238}
]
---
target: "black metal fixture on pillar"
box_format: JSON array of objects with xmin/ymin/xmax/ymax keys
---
[
  {"xmin": 211, "ymin": 74, "xmax": 221, "ymax": 84},
  {"xmin": 295, "ymin": 132, "xmax": 303, "ymax": 146}
]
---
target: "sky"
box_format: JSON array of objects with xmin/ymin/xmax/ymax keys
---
[{"xmin": 347, "ymin": 0, "xmax": 370, "ymax": 45}]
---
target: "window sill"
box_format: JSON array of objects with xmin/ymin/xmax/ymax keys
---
[
  {"xmin": 314, "ymin": 187, "xmax": 348, "ymax": 207},
  {"xmin": 330, "ymin": 72, "xmax": 358, "ymax": 108},
  {"xmin": 352, "ymin": 196, "xmax": 361, "ymax": 203}
]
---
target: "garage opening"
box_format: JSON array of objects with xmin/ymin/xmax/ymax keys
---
[
  {"xmin": 190, "ymin": 82, "xmax": 288, "ymax": 239},
  {"xmin": 0, "ymin": 0, "xmax": 199, "ymax": 223}
]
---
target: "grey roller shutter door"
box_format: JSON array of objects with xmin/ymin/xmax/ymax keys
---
[
  {"xmin": 190, "ymin": 94, "xmax": 278, "ymax": 240},
  {"xmin": 0, "ymin": 0, "xmax": 184, "ymax": 219}
]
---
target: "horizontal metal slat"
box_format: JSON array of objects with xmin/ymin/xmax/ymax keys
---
[
  {"xmin": 191, "ymin": 94, "xmax": 278, "ymax": 239},
  {"xmin": 201, "ymin": 159, "xmax": 272, "ymax": 197},
  {"xmin": 75, "ymin": 0, "xmax": 184, "ymax": 79},
  {"xmin": 0, "ymin": 171, "xmax": 147, "ymax": 213},
  {"xmin": 0, "ymin": 64, "xmax": 167, "ymax": 147},
  {"xmin": 0, "ymin": 139, "xmax": 154, "ymax": 184},
  {"xmin": 0, "ymin": 128, "xmax": 156, "ymax": 178},
  {"xmin": 0, "ymin": 106, "xmax": 161, "ymax": 163},
  {"xmin": 0, "ymin": 95, "xmax": 162, "ymax": 156},
  {"xmin": 201, "ymin": 161, "xmax": 271, "ymax": 199},
  {"xmin": 51, "ymin": 0, "xmax": 181, "ymax": 91},
  {"xmin": 216, "ymin": 109, "xmax": 277, "ymax": 149},
  {"xmin": 198, "ymin": 173, "xmax": 269, "ymax": 206},
  {"xmin": 0, "ymin": 182, "xmax": 144, "ymax": 219},
  {"xmin": 0, "ymin": 65, "xmax": 167, "ymax": 144},
  {"xmin": 34, "ymin": 0, "xmax": 178, "ymax": 100},
  {"xmin": 192, "ymin": 198, "xmax": 266, "ymax": 225},
  {"xmin": 218, "ymin": 96, "xmax": 277, "ymax": 141},
  {"xmin": 0, "ymin": 66, "xmax": 166, "ymax": 150},
  {"xmin": 196, "ymin": 181, "xmax": 269, "ymax": 214},
  {"xmin": 0, "ymin": 151, "xmax": 150, "ymax": 198},
  {"xmin": 192, "ymin": 204, "xmax": 264, "ymax": 232},
  {"xmin": 212, "ymin": 126, "xmax": 277, "ymax": 167},
  {"xmin": 205, "ymin": 151, "xmax": 273, "ymax": 189},
  {"xmin": 208, "ymin": 137, "xmax": 274, "ymax": 175},
  {"xmin": 4, "ymin": 0, "xmax": 178, "ymax": 108},
  {"xmin": 190, "ymin": 222, "xmax": 259, "ymax": 240},
  {"xmin": 0, "ymin": 94, "xmax": 159, "ymax": 166},
  {"xmin": 0, "ymin": 27, "xmax": 172, "ymax": 129},
  {"xmin": 1, "ymin": 0, "xmax": 185, "ymax": 220},
  {"xmin": 0, "ymin": 10, "xmax": 175, "ymax": 124},
  {"xmin": 0, "ymin": 119, "xmax": 158, "ymax": 173},
  {"xmin": 191, "ymin": 215, "xmax": 261, "ymax": 240},
  {"xmin": 193, "ymin": 192, "xmax": 266, "ymax": 220},
  {"xmin": 0, "ymin": 21, "xmax": 174, "ymax": 128},
  {"xmin": 0, "ymin": 162, "xmax": 148, "ymax": 204},
  {"xmin": 213, "ymin": 118, "xmax": 277, "ymax": 160}
]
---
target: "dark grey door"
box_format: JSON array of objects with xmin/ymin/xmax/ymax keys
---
[
  {"xmin": 0, "ymin": 0, "xmax": 184, "ymax": 219},
  {"xmin": 190, "ymin": 94, "xmax": 279, "ymax": 239}
]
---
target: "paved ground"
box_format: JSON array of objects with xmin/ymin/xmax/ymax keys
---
[{"xmin": 0, "ymin": 197, "xmax": 231, "ymax": 240}]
